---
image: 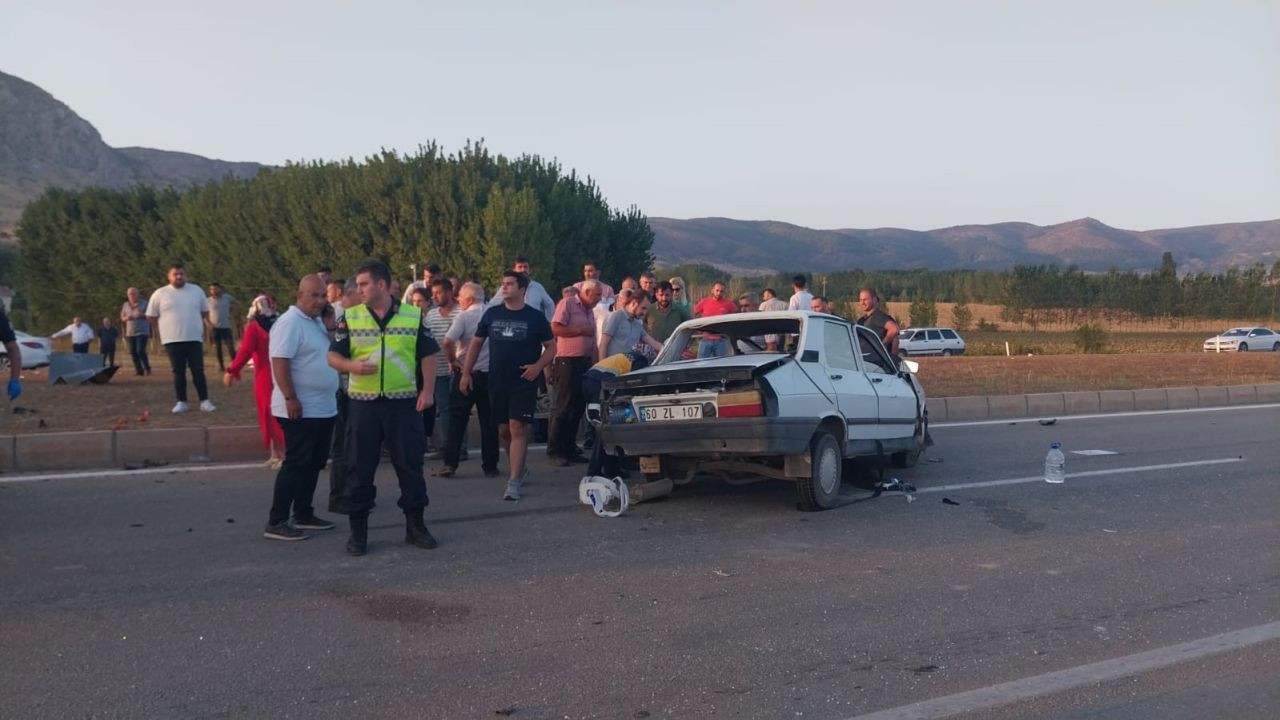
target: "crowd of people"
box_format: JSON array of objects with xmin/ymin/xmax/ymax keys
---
[{"xmin": 16, "ymin": 258, "xmax": 903, "ymax": 556}]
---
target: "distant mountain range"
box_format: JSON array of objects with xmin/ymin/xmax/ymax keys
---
[
  {"xmin": 0, "ymin": 70, "xmax": 264, "ymax": 239},
  {"xmin": 3, "ymin": 70, "xmax": 1276, "ymax": 273},
  {"xmin": 649, "ymin": 216, "xmax": 1280, "ymax": 275}
]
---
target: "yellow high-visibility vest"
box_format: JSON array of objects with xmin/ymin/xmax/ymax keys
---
[{"xmin": 344, "ymin": 303, "xmax": 421, "ymax": 401}]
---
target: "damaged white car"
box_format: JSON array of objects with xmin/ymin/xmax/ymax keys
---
[{"xmin": 597, "ymin": 311, "xmax": 930, "ymax": 510}]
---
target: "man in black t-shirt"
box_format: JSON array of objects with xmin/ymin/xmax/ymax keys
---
[
  {"xmin": 460, "ymin": 270, "xmax": 555, "ymax": 501},
  {"xmin": 856, "ymin": 287, "xmax": 901, "ymax": 355}
]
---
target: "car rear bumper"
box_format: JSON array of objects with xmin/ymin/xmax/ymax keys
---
[{"xmin": 599, "ymin": 417, "xmax": 817, "ymax": 456}]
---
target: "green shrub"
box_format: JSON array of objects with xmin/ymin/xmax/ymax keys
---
[{"xmin": 1073, "ymin": 323, "xmax": 1109, "ymax": 353}]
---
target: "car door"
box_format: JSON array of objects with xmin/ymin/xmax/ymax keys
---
[
  {"xmin": 924, "ymin": 329, "xmax": 943, "ymax": 354},
  {"xmin": 822, "ymin": 321, "xmax": 879, "ymax": 453},
  {"xmin": 855, "ymin": 325, "xmax": 918, "ymax": 439}
]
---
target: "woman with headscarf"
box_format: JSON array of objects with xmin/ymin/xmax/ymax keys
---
[{"xmin": 223, "ymin": 295, "xmax": 285, "ymax": 468}]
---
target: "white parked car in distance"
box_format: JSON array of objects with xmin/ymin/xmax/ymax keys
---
[
  {"xmin": 899, "ymin": 327, "xmax": 966, "ymax": 356},
  {"xmin": 1202, "ymin": 327, "xmax": 1280, "ymax": 352},
  {"xmin": 598, "ymin": 311, "xmax": 930, "ymax": 511},
  {"xmin": 0, "ymin": 330, "xmax": 54, "ymax": 368}
]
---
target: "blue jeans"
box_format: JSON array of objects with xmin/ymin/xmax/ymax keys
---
[{"xmin": 698, "ymin": 337, "xmax": 728, "ymax": 358}]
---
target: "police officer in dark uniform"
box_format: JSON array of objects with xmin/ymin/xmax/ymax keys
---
[
  {"xmin": 855, "ymin": 287, "xmax": 901, "ymax": 355},
  {"xmin": 327, "ymin": 259, "xmax": 441, "ymax": 556}
]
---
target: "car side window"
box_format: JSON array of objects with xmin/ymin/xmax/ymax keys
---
[
  {"xmin": 823, "ymin": 322, "xmax": 860, "ymax": 371},
  {"xmin": 926, "ymin": 329, "xmax": 941, "ymax": 341},
  {"xmin": 855, "ymin": 326, "xmax": 894, "ymax": 374},
  {"xmin": 941, "ymin": 329, "xmax": 958, "ymax": 339}
]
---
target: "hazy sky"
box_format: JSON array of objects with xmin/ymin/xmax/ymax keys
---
[{"xmin": 3, "ymin": 0, "xmax": 1277, "ymax": 230}]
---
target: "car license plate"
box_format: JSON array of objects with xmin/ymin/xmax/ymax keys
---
[{"xmin": 639, "ymin": 404, "xmax": 703, "ymax": 422}]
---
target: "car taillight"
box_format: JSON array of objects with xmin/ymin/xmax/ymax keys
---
[{"xmin": 717, "ymin": 390, "xmax": 763, "ymax": 418}]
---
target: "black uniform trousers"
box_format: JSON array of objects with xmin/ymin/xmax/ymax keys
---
[
  {"xmin": 339, "ymin": 397, "xmax": 428, "ymax": 515},
  {"xmin": 547, "ymin": 356, "xmax": 590, "ymax": 459},
  {"xmin": 327, "ymin": 389, "xmax": 349, "ymax": 513},
  {"xmin": 270, "ymin": 416, "xmax": 335, "ymax": 525},
  {"xmin": 443, "ymin": 371, "xmax": 498, "ymax": 472}
]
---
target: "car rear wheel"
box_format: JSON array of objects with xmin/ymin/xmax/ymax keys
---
[
  {"xmin": 1239, "ymin": 343, "xmax": 1249, "ymax": 352},
  {"xmin": 796, "ymin": 431, "xmax": 841, "ymax": 511},
  {"xmin": 891, "ymin": 415, "xmax": 927, "ymax": 469},
  {"xmin": 942, "ymin": 349, "xmax": 954, "ymax": 356}
]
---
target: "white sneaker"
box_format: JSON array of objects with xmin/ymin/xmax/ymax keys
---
[
  {"xmin": 199, "ymin": 399, "xmax": 217, "ymax": 412},
  {"xmin": 171, "ymin": 401, "xmax": 190, "ymax": 414}
]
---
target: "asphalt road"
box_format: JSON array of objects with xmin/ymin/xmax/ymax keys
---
[{"xmin": 1, "ymin": 405, "xmax": 1277, "ymax": 720}]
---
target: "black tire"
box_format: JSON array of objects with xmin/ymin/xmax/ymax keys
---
[
  {"xmin": 1239, "ymin": 343, "xmax": 1248, "ymax": 352},
  {"xmin": 796, "ymin": 431, "xmax": 842, "ymax": 511},
  {"xmin": 1273, "ymin": 342, "xmax": 1279, "ymax": 352},
  {"xmin": 941, "ymin": 349, "xmax": 954, "ymax": 356},
  {"xmin": 891, "ymin": 415, "xmax": 927, "ymax": 468}
]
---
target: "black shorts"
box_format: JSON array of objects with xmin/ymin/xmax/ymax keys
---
[
  {"xmin": 212, "ymin": 327, "xmax": 233, "ymax": 342},
  {"xmin": 490, "ymin": 384, "xmax": 537, "ymax": 425}
]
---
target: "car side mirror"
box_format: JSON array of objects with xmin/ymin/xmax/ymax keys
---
[{"xmin": 899, "ymin": 359, "xmax": 920, "ymax": 374}]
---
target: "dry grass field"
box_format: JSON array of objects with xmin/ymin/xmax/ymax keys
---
[{"xmin": 915, "ymin": 351, "xmax": 1280, "ymax": 398}]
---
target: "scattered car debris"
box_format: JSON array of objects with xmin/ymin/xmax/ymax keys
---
[
  {"xmin": 942, "ymin": 497, "xmax": 961, "ymax": 506},
  {"xmin": 927, "ymin": 457, "xmax": 944, "ymax": 463},
  {"xmin": 1038, "ymin": 418, "xmax": 1057, "ymax": 426}
]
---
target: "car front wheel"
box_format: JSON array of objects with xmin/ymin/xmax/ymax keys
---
[
  {"xmin": 1239, "ymin": 343, "xmax": 1249, "ymax": 352},
  {"xmin": 796, "ymin": 431, "xmax": 842, "ymax": 511}
]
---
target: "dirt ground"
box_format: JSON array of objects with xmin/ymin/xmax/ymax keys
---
[{"xmin": 3, "ymin": 349, "xmax": 1277, "ymax": 435}]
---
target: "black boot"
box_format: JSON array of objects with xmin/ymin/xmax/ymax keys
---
[
  {"xmin": 405, "ymin": 509, "xmax": 438, "ymax": 549},
  {"xmin": 346, "ymin": 512, "xmax": 368, "ymax": 556}
]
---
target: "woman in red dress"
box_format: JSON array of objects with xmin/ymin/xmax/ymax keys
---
[{"xmin": 223, "ymin": 295, "xmax": 285, "ymax": 468}]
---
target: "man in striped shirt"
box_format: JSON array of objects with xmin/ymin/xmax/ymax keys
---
[{"xmin": 423, "ymin": 279, "xmax": 459, "ymax": 459}]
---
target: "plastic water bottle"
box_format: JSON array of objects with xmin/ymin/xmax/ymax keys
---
[{"xmin": 1044, "ymin": 442, "xmax": 1066, "ymax": 484}]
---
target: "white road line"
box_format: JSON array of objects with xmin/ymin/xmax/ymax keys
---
[
  {"xmin": 0, "ymin": 444, "xmax": 552, "ymax": 484},
  {"xmin": 933, "ymin": 402, "xmax": 1280, "ymax": 428},
  {"xmin": 843, "ymin": 620, "xmax": 1280, "ymax": 720},
  {"xmin": 909, "ymin": 457, "xmax": 1243, "ymax": 495}
]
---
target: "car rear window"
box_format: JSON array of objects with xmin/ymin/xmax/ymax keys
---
[{"xmin": 941, "ymin": 329, "xmax": 958, "ymax": 339}]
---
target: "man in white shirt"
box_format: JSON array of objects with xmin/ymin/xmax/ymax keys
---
[
  {"xmin": 759, "ymin": 288, "xmax": 788, "ymax": 312},
  {"xmin": 401, "ymin": 263, "xmax": 442, "ymax": 306},
  {"xmin": 51, "ymin": 317, "xmax": 94, "ymax": 354},
  {"xmin": 147, "ymin": 262, "xmax": 216, "ymax": 413},
  {"xmin": 263, "ymin": 274, "xmax": 341, "ymax": 541},
  {"xmin": 787, "ymin": 274, "xmax": 814, "ymax": 311},
  {"xmin": 437, "ymin": 282, "xmax": 498, "ymax": 478}
]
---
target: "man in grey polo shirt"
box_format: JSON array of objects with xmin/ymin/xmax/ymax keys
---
[
  {"xmin": 206, "ymin": 283, "xmax": 240, "ymax": 372},
  {"xmin": 599, "ymin": 291, "xmax": 663, "ymax": 359},
  {"xmin": 263, "ymin": 274, "xmax": 340, "ymax": 541}
]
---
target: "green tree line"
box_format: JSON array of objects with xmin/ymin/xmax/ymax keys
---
[{"xmin": 13, "ymin": 143, "xmax": 654, "ymax": 331}]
